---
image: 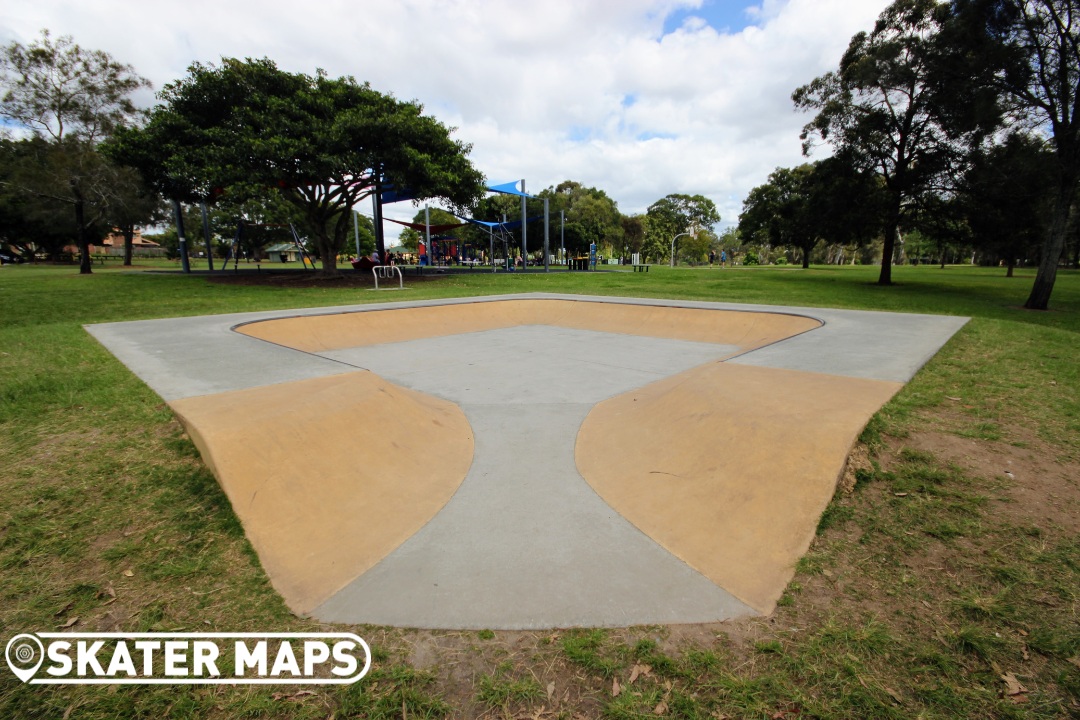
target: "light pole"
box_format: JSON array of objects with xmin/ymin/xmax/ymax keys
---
[{"xmin": 670, "ymin": 232, "xmax": 691, "ymax": 268}]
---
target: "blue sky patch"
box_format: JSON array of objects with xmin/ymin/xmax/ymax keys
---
[
  {"xmin": 662, "ymin": 1, "xmax": 758, "ymax": 35},
  {"xmin": 566, "ymin": 126, "xmax": 592, "ymax": 142}
]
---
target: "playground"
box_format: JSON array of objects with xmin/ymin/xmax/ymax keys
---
[{"xmin": 86, "ymin": 293, "xmax": 966, "ymax": 629}]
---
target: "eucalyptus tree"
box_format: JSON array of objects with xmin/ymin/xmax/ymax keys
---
[
  {"xmin": 946, "ymin": 0, "xmax": 1080, "ymax": 307},
  {"xmin": 0, "ymin": 30, "xmax": 151, "ymax": 273},
  {"xmin": 793, "ymin": 0, "xmax": 977, "ymax": 285},
  {"xmin": 960, "ymin": 132, "xmax": 1054, "ymax": 275}
]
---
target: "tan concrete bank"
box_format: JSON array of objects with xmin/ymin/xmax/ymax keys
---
[
  {"xmin": 170, "ymin": 372, "xmax": 473, "ymax": 614},
  {"xmin": 576, "ymin": 362, "xmax": 901, "ymax": 613},
  {"xmin": 84, "ymin": 294, "xmax": 967, "ymax": 627},
  {"xmin": 182, "ymin": 299, "xmax": 820, "ymax": 617},
  {"xmin": 235, "ymin": 298, "xmax": 820, "ymax": 353}
]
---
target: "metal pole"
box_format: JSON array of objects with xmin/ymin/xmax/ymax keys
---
[
  {"xmin": 543, "ymin": 198, "xmax": 549, "ymax": 273},
  {"xmin": 561, "ymin": 210, "xmax": 566, "ymax": 270},
  {"xmin": 424, "ymin": 206, "xmax": 431, "ymax": 267},
  {"xmin": 199, "ymin": 202, "xmax": 215, "ymax": 271},
  {"xmin": 671, "ymin": 232, "xmax": 690, "ymax": 268},
  {"xmin": 173, "ymin": 200, "xmax": 190, "ymax": 273},
  {"xmin": 372, "ymin": 172, "xmax": 386, "ymax": 263},
  {"xmin": 353, "ymin": 209, "xmax": 360, "ymax": 256},
  {"xmin": 520, "ymin": 179, "xmax": 526, "ymax": 271}
]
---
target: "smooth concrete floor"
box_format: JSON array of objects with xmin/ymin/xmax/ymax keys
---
[
  {"xmin": 85, "ymin": 293, "xmax": 969, "ymax": 628},
  {"xmin": 314, "ymin": 326, "xmax": 753, "ymax": 627}
]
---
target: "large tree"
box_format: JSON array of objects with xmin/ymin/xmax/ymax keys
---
[
  {"xmin": 947, "ymin": 0, "xmax": 1080, "ymax": 308},
  {"xmin": 0, "ymin": 30, "xmax": 150, "ymax": 274},
  {"xmin": 108, "ymin": 166, "xmax": 168, "ymax": 266},
  {"xmin": 960, "ymin": 132, "xmax": 1054, "ymax": 275},
  {"xmin": 810, "ymin": 154, "xmax": 890, "ymax": 253},
  {"xmin": 739, "ymin": 165, "xmax": 818, "ymax": 268},
  {"xmin": 535, "ymin": 181, "xmax": 623, "ymax": 256},
  {"xmin": 0, "ymin": 137, "xmax": 73, "ymax": 260},
  {"xmin": 645, "ymin": 193, "xmax": 721, "ymax": 264},
  {"xmin": 793, "ymin": 0, "xmax": 976, "ymax": 285},
  {"xmin": 619, "ymin": 214, "xmax": 646, "ymax": 261},
  {"xmin": 109, "ymin": 58, "xmax": 485, "ymax": 275},
  {"xmin": 740, "ymin": 156, "xmax": 886, "ymax": 268}
]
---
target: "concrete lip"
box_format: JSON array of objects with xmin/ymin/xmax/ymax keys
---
[{"xmin": 85, "ymin": 293, "xmax": 969, "ymax": 629}]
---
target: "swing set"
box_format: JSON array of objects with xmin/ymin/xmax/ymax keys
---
[{"xmin": 222, "ymin": 221, "xmax": 317, "ymax": 272}]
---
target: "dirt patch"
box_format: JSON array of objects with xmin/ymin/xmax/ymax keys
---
[
  {"xmin": 838, "ymin": 441, "xmax": 873, "ymax": 494},
  {"xmin": 899, "ymin": 428, "xmax": 1079, "ymax": 530}
]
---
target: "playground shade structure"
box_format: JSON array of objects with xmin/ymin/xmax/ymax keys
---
[{"xmin": 86, "ymin": 295, "xmax": 968, "ymax": 629}]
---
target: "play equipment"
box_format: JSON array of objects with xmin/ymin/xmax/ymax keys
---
[{"xmin": 222, "ymin": 221, "xmax": 316, "ymax": 272}]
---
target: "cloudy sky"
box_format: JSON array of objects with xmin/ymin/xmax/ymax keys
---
[{"xmin": 2, "ymin": 0, "xmax": 891, "ymax": 235}]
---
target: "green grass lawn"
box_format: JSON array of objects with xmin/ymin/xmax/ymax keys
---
[{"xmin": 0, "ymin": 262, "xmax": 1077, "ymax": 718}]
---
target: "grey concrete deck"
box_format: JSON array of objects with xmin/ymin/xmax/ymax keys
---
[{"xmin": 85, "ymin": 294, "xmax": 969, "ymax": 629}]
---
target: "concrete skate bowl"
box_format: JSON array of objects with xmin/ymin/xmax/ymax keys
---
[{"xmin": 167, "ymin": 298, "xmax": 905, "ymax": 629}]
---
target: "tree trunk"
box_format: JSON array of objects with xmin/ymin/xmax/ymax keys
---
[
  {"xmin": 1006, "ymin": 256, "xmax": 1015, "ymax": 278},
  {"xmin": 878, "ymin": 225, "xmax": 897, "ymax": 285},
  {"xmin": 802, "ymin": 249, "xmax": 810, "ymax": 269},
  {"xmin": 74, "ymin": 196, "xmax": 92, "ymax": 275},
  {"xmin": 878, "ymin": 194, "xmax": 901, "ymax": 285},
  {"xmin": 316, "ymin": 233, "xmax": 340, "ymax": 276},
  {"xmin": 1024, "ymin": 177, "xmax": 1072, "ymax": 310},
  {"xmin": 122, "ymin": 224, "xmax": 135, "ymax": 266}
]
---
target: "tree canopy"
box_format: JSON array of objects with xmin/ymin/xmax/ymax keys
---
[
  {"xmin": 959, "ymin": 132, "xmax": 1054, "ymax": 275},
  {"xmin": 740, "ymin": 165, "xmax": 819, "ymax": 269},
  {"xmin": 792, "ymin": 0, "xmax": 978, "ymax": 284},
  {"xmin": 0, "ymin": 30, "xmax": 149, "ymax": 143},
  {"xmin": 740, "ymin": 156, "xmax": 887, "ymax": 268},
  {"xmin": 0, "ymin": 30, "xmax": 152, "ymax": 273},
  {"xmin": 644, "ymin": 193, "xmax": 721, "ymax": 264},
  {"xmin": 108, "ymin": 58, "xmax": 485, "ymax": 274},
  {"xmin": 944, "ymin": 0, "xmax": 1080, "ymax": 307},
  {"xmin": 538, "ymin": 181, "xmax": 623, "ymax": 254}
]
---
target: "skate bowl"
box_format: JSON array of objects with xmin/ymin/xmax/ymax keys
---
[{"xmin": 85, "ymin": 294, "xmax": 969, "ymax": 629}]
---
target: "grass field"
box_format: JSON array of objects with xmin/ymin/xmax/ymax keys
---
[{"xmin": 0, "ymin": 262, "xmax": 1077, "ymax": 718}]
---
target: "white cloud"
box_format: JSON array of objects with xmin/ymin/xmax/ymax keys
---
[{"xmin": 2, "ymin": 0, "xmax": 891, "ymax": 235}]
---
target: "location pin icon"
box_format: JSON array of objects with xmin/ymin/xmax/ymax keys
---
[{"xmin": 5, "ymin": 634, "xmax": 44, "ymax": 682}]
